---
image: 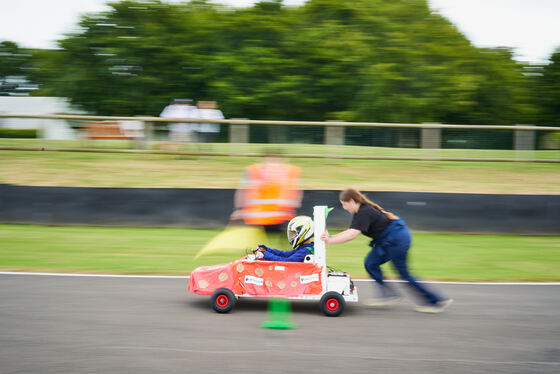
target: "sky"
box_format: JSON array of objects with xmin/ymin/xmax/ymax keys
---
[{"xmin": 1, "ymin": 0, "xmax": 559, "ymax": 64}]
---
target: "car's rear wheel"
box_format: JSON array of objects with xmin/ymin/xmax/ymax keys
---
[
  {"xmin": 211, "ymin": 288, "xmax": 236, "ymax": 313},
  {"xmin": 320, "ymin": 291, "xmax": 345, "ymax": 317}
]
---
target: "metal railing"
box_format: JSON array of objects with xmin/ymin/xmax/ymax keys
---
[{"xmin": 1, "ymin": 113, "xmax": 559, "ymax": 162}]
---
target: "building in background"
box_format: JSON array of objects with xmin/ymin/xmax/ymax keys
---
[{"xmin": 0, "ymin": 96, "xmax": 83, "ymax": 140}]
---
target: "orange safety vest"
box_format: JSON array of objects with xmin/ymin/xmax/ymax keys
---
[{"xmin": 242, "ymin": 163, "xmax": 301, "ymax": 226}]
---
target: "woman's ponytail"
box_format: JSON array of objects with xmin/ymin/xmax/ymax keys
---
[{"xmin": 339, "ymin": 188, "xmax": 399, "ymax": 220}]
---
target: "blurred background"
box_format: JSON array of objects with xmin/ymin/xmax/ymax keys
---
[
  {"xmin": 1, "ymin": 0, "xmax": 559, "ymax": 265},
  {"xmin": 0, "ymin": 0, "xmax": 559, "ymax": 149}
]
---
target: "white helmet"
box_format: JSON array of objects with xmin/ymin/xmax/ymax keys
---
[{"xmin": 287, "ymin": 215, "xmax": 314, "ymax": 249}]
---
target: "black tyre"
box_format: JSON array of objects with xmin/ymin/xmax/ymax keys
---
[
  {"xmin": 320, "ymin": 291, "xmax": 345, "ymax": 317},
  {"xmin": 210, "ymin": 288, "xmax": 236, "ymax": 313}
]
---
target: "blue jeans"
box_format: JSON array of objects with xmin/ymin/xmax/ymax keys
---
[{"xmin": 364, "ymin": 219, "xmax": 442, "ymax": 305}]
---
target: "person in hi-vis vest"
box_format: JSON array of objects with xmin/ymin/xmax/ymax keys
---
[{"xmin": 231, "ymin": 156, "xmax": 302, "ymax": 245}]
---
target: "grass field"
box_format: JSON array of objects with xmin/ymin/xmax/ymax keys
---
[
  {"xmin": 1, "ymin": 147, "xmax": 559, "ymax": 193},
  {"xmin": 2, "ymin": 138, "xmax": 560, "ymax": 159},
  {"xmin": 1, "ymin": 225, "xmax": 559, "ymax": 281}
]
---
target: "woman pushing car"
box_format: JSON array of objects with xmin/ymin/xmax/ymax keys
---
[{"xmin": 320, "ymin": 188, "xmax": 453, "ymax": 313}]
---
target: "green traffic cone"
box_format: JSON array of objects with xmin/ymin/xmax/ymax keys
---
[{"xmin": 261, "ymin": 297, "xmax": 296, "ymax": 329}]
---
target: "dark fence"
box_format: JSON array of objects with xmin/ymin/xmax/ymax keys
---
[{"xmin": 1, "ymin": 184, "xmax": 558, "ymax": 234}]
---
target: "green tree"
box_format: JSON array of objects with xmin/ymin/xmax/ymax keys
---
[
  {"xmin": 536, "ymin": 50, "xmax": 560, "ymax": 127},
  {"xmin": 0, "ymin": 41, "xmax": 37, "ymax": 96},
  {"xmin": 28, "ymin": 0, "xmax": 542, "ymax": 139},
  {"xmin": 35, "ymin": 0, "xmax": 226, "ymax": 115}
]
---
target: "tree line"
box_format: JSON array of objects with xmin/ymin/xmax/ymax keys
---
[{"xmin": 1, "ymin": 0, "xmax": 559, "ymax": 130}]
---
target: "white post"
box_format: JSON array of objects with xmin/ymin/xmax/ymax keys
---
[{"xmin": 313, "ymin": 205, "xmax": 328, "ymax": 292}]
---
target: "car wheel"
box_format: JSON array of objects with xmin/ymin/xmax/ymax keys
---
[
  {"xmin": 211, "ymin": 288, "xmax": 236, "ymax": 313},
  {"xmin": 320, "ymin": 291, "xmax": 345, "ymax": 317}
]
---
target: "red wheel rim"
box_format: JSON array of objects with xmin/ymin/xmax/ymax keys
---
[
  {"xmin": 326, "ymin": 298, "xmax": 339, "ymax": 311},
  {"xmin": 216, "ymin": 295, "xmax": 229, "ymax": 308}
]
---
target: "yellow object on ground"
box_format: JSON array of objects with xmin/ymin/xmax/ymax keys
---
[{"xmin": 194, "ymin": 225, "xmax": 267, "ymax": 259}]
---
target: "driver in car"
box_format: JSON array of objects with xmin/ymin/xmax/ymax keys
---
[{"xmin": 255, "ymin": 216, "xmax": 314, "ymax": 262}]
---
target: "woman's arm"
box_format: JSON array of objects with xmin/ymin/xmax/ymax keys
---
[{"xmin": 320, "ymin": 228, "xmax": 361, "ymax": 244}]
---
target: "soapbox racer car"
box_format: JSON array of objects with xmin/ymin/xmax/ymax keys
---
[{"xmin": 188, "ymin": 206, "xmax": 359, "ymax": 316}]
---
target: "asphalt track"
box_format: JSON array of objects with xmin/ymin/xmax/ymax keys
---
[{"xmin": 1, "ymin": 274, "xmax": 559, "ymax": 374}]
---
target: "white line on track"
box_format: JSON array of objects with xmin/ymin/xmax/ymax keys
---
[{"xmin": 1, "ymin": 271, "xmax": 559, "ymax": 285}]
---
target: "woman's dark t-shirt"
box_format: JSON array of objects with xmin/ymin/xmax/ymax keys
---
[{"xmin": 350, "ymin": 204, "xmax": 391, "ymax": 240}]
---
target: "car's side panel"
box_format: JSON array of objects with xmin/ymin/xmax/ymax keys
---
[
  {"xmin": 188, "ymin": 258, "xmax": 323, "ymax": 297},
  {"xmin": 234, "ymin": 260, "xmax": 323, "ymax": 297}
]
